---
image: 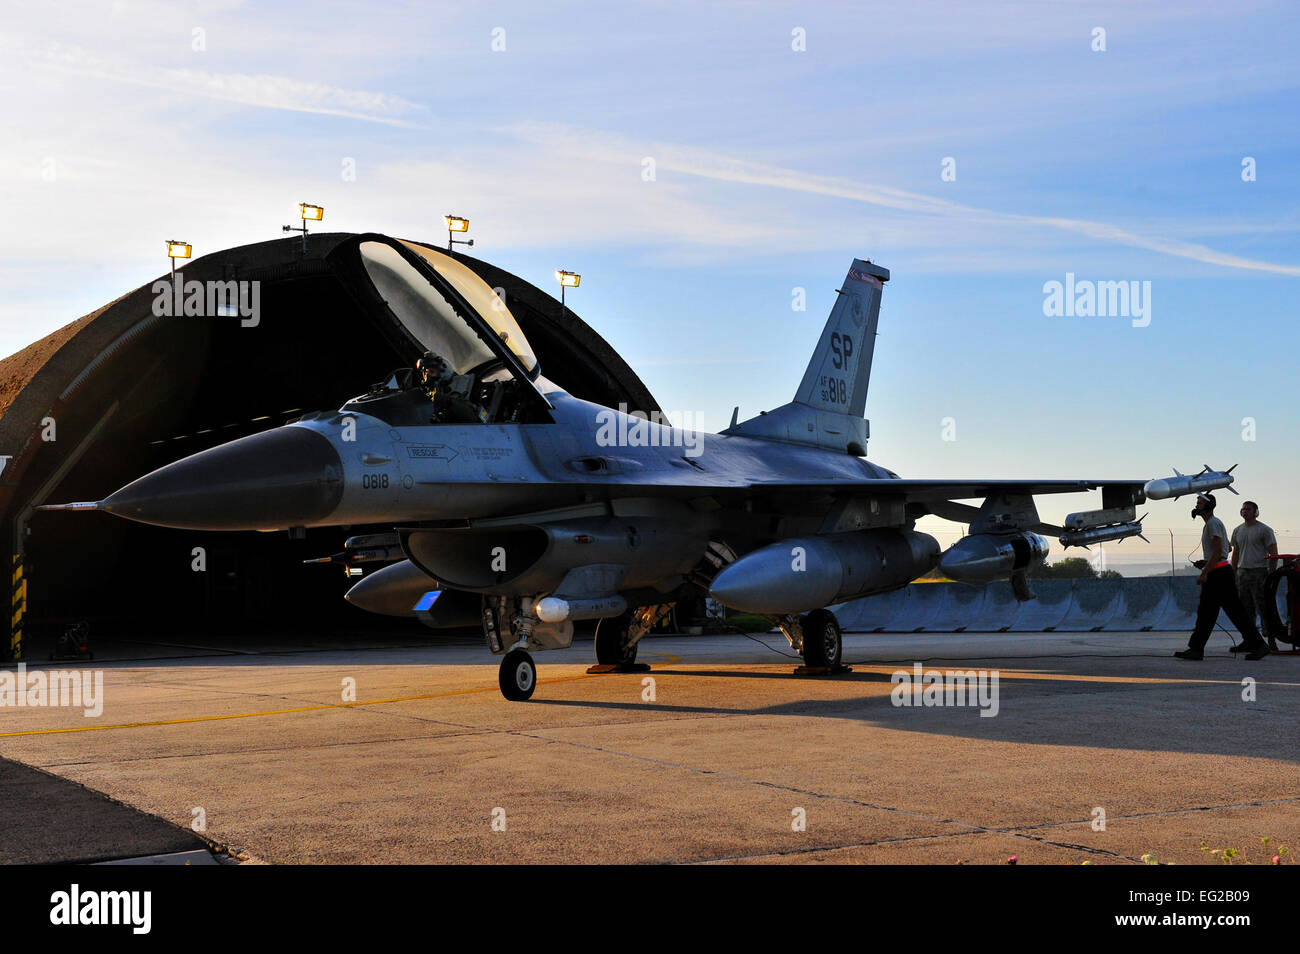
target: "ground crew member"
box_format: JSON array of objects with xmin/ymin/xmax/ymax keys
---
[
  {"xmin": 1175, "ymin": 493, "xmax": 1268, "ymax": 660},
  {"xmin": 1230, "ymin": 500, "xmax": 1280, "ymax": 651}
]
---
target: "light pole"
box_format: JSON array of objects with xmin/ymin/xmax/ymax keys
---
[
  {"xmin": 283, "ymin": 202, "xmax": 324, "ymax": 254},
  {"xmin": 445, "ymin": 215, "xmax": 473, "ymax": 255},
  {"xmin": 556, "ymin": 270, "xmax": 580, "ymax": 318},
  {"xmin": 166, "ymin": 240, "xmax": 192, "ymax": 282}
]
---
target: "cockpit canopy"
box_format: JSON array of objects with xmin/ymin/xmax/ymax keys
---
[
  {"xmin": 337, "ymin": 236, "xmax": 555, "ymax": 426},
  {"xmin": 359, "ymin": 240, "xmax": 538, "ymax": 376}
]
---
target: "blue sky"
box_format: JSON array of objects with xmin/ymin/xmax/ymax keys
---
[{"xmin": 3, "ymin": 0, "xmax": 1298, "ymax": 557}]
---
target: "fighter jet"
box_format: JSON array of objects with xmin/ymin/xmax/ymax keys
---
[{"xmin": 42, "ymin": 234, "xmax": 1236, "ymax": 699}]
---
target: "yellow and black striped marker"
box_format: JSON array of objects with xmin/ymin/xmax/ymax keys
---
[{"xmin": 11, "ymin": 553, "xmax": 24, "ymax": 662}]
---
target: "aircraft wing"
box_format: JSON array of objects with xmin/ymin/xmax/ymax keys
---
[{"xmin": 742, "ymin": 477, "xmax": 1145, "ymax": 502}]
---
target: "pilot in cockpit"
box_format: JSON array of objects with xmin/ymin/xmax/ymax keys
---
[{"xmin": 416, "ymin": 351, "xmax": 488, "ymax": 424}]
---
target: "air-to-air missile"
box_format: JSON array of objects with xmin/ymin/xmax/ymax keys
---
[
  {"xmin": 303, "ymin": 533, "xmax": 405, "ymax": 567},
  {"xmin": 1058, "ymin": 518, "xmax": 1148, "ymax": 549},
  {"xmin": 1143, "ymin": 465, "xmax": 1237, "ymax": 501}
]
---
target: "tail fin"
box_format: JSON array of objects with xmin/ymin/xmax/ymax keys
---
[
  {"xmin": 793, "ymin": 259, "xmax": 887, "ymax": 418},
  {"xmin": 723, "ymin": 259, "xmax": 888, "ymax": 456}
]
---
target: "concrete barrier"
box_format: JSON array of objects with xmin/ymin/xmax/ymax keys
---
[
  {"xmin": 832, "ymin": 586, "xmax": 909, "ymax": 632},
  {"xmin": 1150, "ymin": 577, "xmax": 1213, "ymax": 632},
  {"xmin": 1104, "ymin": 576, "xmax": 1174, "ymax": 631},
  {"xmin": 1057, "ymin": 579, "xmax": 1123, "ymax": 632},
  {"xmin": 1006, "ymin": 580, "xmax": 1074, "ymax": 631},
  {"xmin": 965, "ymin": 581, "xmax": 1020, "ymax": 631},
  {"xmin": 835, "ymin": 576, "xmax": 1261, "ymax": 633},
  {"xmin": 896, "ymin": 584, "xmax": 956, "ymax": 632},
  {"xmin": 919, "ymin": 583, "xmax": 986, "ymax": 631}
]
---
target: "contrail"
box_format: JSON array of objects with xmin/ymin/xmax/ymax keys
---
[{"xmin": 512, "ymin": 123, "xmax": 1300, "ymax": 277}]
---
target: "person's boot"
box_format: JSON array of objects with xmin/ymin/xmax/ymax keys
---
[{"xmin": 1174, "ymin": 649, "xmax": 1203, "ymax": 660}]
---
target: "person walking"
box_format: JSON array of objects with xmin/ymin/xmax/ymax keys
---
[{"xmin": 1175, "ymin": 493, "xmax": 1269, "ymax": 661}]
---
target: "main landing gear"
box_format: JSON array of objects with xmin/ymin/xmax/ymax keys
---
[
  {"xmin": 587, "ymin": 605, "xmax": 667, "ymax": 674},
  {"xmin": 772, "ymin": 609, "xmax": 849, "ymax": 676}
]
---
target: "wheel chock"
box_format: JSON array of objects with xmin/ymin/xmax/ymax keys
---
[
  {"xmin": 793, "ymin": 663, "xmax": 853, "ymax": 677},
  {"xmin": 585, "ymin": 662, "xmax": 653, "ymax": 674}
]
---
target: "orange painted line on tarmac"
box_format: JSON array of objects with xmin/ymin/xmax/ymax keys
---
[
  {"xmin": 0, "ymin": 653, "xmax": 682, "ymax": 738},
  {"xmin": 846, "ymin": 665, "xmax": 1294, "ymax": 687}
]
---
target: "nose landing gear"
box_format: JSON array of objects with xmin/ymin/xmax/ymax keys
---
[{"xmin": 498, "ymin": 649, "xmax": 537, "ymax": 701}]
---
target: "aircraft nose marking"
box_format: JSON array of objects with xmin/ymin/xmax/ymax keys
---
[{"xmin": 405, "ymin": 443, "xmax": 458, "ymax": 462}]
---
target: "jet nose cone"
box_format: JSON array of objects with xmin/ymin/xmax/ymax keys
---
[{"xmin": 105, "ymin": 426, "xmax": 344, "ymax": 530}]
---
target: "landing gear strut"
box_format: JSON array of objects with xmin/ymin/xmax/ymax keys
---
[
  {"xmin": 499, "ymin": 649, "xmax": 536, "ymax": 701},
  {"xmin": 595, "ymin": 614, "xmax": 639, "ymax": 666},
  {"xmin": 800, "ymin": 609, "xmax": 843, "ymax": 669},
  {"xmin": 772, "ymin": 609, "xmax": 849, "ymax": 676},
  {"xmin": 588, "ymin": 604, "xmax": 667, "ymax": 673}
]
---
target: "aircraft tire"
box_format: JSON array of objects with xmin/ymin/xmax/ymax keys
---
[
  {"xmin": 1262, "ymin": 566, "xmax": 1297, "ymax": 645},
  {"xmin": 801, "ymin": 610, "xmax": 842, "ymax": 668},
  {"xmin": 499, "ymin": 649, "xmax": 537, "ymax": 701},
  {"xmin": 594, "ymin": 613, "xmax": 638, "ymax": 665}
]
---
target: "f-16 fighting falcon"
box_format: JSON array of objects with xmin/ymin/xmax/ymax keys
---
[{"xmin": 42, "ymin": 234, "xmax": 1236, "ymax": 699}]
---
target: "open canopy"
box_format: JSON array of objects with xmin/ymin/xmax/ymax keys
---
[{"xmin": 359, "ymin": 239, "xmax": 539, "ymax": 377}]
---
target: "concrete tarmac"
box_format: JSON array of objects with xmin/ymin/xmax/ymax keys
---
[{"xmin": 0, "ymin": 630, "xmax": 1295, "ymax": 865}]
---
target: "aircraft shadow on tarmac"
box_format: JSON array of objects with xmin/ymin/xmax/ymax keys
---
[
  {"xmin": 528, "ymin": 662, "xmax": 1300, "ymax": 764},
  {"xmin": 9, "ymin": 634, "xmax": 1295, "ymax": 763}
]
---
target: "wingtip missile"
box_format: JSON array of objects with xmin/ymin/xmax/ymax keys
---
[
  {"xmin": 36, "ymin": 501, "xmax": 105, "ymax": 512},
  {"xmin": 1143, "ymin": 466, "xmax": 1236, "ymax": 501},
  {"xmin": 1059, "ymin": 519, "xmax": 1146, "ymax": 548}
]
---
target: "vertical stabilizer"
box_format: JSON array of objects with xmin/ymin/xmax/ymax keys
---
[
  {"xmin": 794, "ymin": 259, "xmax": 887, "ymax": 417},
  {"xmin": 723, "ymin": 259, "xmax": 888, "ymax": 456}
]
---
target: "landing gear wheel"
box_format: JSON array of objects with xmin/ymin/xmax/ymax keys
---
[
  {"xmin": 801, "ymin": 610, "xmax": 842, "ymax": 669},
  {"xmin": 499, "ymin": 649, "xmax": 536, "ymax": 701},
  {"xmin": 594, "ymin": 613, "xmax": 638, "ymax": 666},
  {"xmin": 1262, "ymin": 565, "xmax": 1297, "ymax": 647}
]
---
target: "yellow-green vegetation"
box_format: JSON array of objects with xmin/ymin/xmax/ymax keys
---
[
  {"xmin": 1199, "ymin": 837, "xmax": 1289, "ymax": 865},
  {"xmin": 723, "ymin": 612, "xmax": 773, "ymax": 633}
]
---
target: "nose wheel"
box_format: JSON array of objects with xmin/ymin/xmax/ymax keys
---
[{"xmin": 499, "ymin": 649, "xmax": 537, "ymax": 701}]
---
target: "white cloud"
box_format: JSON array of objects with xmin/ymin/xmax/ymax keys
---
[{"xmin": 15, "ymin": 39, "xmax": 428, "ymax": 126}]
